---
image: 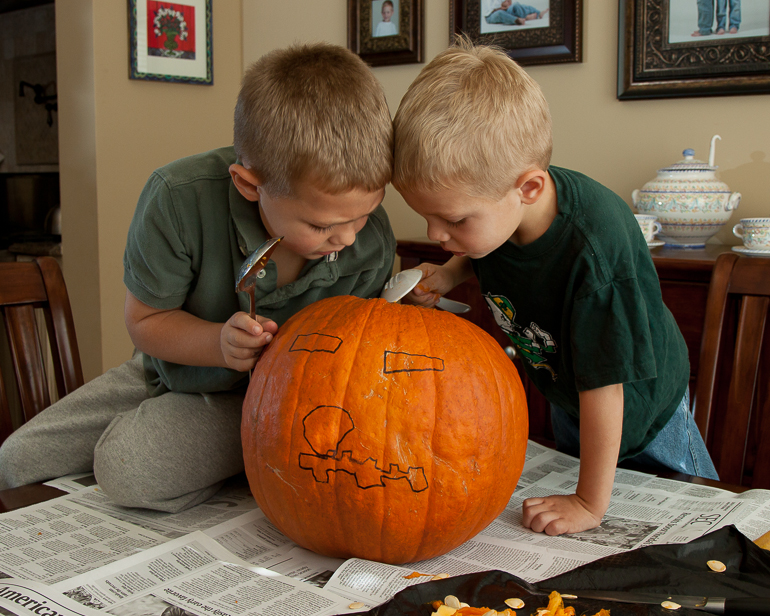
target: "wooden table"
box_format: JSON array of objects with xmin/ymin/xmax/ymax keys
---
[{"xmin": 0, "ymin": 482, "xmax": 66, "ymax": 513}]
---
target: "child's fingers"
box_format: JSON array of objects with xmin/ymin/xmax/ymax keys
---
[
  {"xmin": 255, "ymin": 315, "xmax": 278, "ymax": 334},
  {"xmin": 225, "ymin": 315, "xmax": 274, "ymax": 347}
]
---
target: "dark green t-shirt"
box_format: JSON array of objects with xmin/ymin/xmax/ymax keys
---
[
  {"xmin": 124, "ymin": 146, "xmax": 396, "ymax": 395},
  {"xmin": 471, "ymin": 166, "xmax": 689, "ymax": 459}
]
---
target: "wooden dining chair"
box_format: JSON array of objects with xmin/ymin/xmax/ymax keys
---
[
  {"xmin": 692, "ymin": 252, "xmax": 770, "ymax": 488},
  {"xmin": 0, "ymin": 257, "xmax": 83, "ymax": 445}
]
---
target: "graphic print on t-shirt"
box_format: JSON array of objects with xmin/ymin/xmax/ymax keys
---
[{"xmin": 484, "ymin": 294, "xmax": 558, "ymax": 381}]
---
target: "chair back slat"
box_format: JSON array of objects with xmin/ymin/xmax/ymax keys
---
[
  {"xmin": 716, "ymin": 296, "xmax": 767, "ymax": 485},
  {"xmin": 38, "ymin": 257, "xmax": 83, "ymax": 395},
  {"xmin": 0, "ymin": 257, "xmax": 83, "ymax": 444},
  {"xmin": 4, "ymin": 304, "xmax": 51, "ymax": 421},
  {"xmin": 692, "ymin": 253, "xmax": 737, "ymax": 441},
  {"xmin": 694, "ymin": 253, "xmax": 770, "ymax": 488},
  {"xmin": 0, "ymin": 369, "xmax": 11, "ymax": 444}
]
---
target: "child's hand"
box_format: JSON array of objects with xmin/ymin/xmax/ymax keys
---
[
  {"xmin": 403, "ymin": 263, "xmax": 456, "ymax": 308},
  {"xmin": 521, "ymin": 493, "xmax": 605, "ymax": 535},
  {"xmin": 220, "ymin": 312, "xmax": 279, "ymax": 372}
]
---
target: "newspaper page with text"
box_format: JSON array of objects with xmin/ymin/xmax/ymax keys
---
[{"xmin": 4, "ymin": 441, "xmax": 770, "ymax": 613}]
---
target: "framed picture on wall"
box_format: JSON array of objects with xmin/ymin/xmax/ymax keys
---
[
  {"xmin": 128, "ymin": 0, "xmax": 213, "ymax": 84},
  {"xmin": 348, "ymin": 0, "xmax": 424, "ymax": 66},
  {"xmin": 618, "ymin": 0, "xmax": 770, "ymax": 99},
  {"xmin": 450, "ymin": 0, "xmax": 582, "ymax": 65}
]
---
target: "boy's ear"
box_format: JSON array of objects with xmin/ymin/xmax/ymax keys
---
[
  {"xmin": 229, "ymin": 164, "xmax": 262, "ymax": 202},
  {"xmin": 516, "ymin": 169, "xmax": 548, "ymax": 204}
]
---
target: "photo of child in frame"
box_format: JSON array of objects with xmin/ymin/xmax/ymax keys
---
[
  {"xmin": 480, "ymin": 0, "xmax": 550, "ymax": 34},
  {"xmin": 372, "ymin": 0, "xmax": 400, "ymax": 37},
  {"xmin": 667, "ymin": 0, "xmax": 770, "ymax": 44}
]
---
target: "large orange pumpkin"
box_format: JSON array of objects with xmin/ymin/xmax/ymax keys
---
[{"xmin": 242, "ymin": 295, "xmax": 528, "ymax": 564}]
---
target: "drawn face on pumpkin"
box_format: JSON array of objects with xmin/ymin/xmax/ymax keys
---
[
  {"xmin": 289, "ymin": 329, "xmax": 445, "ymax": 494},
  {"xmin": 242, "ymin": 296, "xmax": 527, "ymax": 564}
]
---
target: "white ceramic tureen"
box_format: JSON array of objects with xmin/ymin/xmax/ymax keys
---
[{"xmin": 632, "ymin": 135, "xmax": 741, "ymax": 248}]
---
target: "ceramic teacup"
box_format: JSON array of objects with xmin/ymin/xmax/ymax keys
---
[
  {"xmin": 634, "ymin": 214, "xmax": 662, "ymax": 243},
  {"xmin": 732, "ymin": 218, "xmax": 770, "ymax": 250}
]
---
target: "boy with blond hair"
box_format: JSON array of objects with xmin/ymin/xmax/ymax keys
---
[
  {"xmin": 0, "ymin": 42, "xmax": 396, "ymax": 512},
  {"xmin": 393, "ymin": 39, "xmax": 717, "ymax": 535}
]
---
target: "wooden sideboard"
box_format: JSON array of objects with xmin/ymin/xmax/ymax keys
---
[{"xmin": 397, "ymin": 240, "xmax": 734, "ymax": 444}]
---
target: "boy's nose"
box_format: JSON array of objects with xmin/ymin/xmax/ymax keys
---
[
  {"xmin": 332, "ymin": 224, "xmax": 357, "ymax": 247},
  {"xmin": 427, "ymin": 224, "xmax": 450, "ymax": 243}
]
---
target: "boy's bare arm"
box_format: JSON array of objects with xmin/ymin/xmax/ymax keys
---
[
  {"xmin": 407, "ymin": 256, "xmax": 474, "ymax": 307},
  {"xmin": 124, "ymin": 290, "xmax": 277, "ymax": 372},
  {"xmin": 522, "ymin": 383, "xmax": 623, "ymax": 535}
]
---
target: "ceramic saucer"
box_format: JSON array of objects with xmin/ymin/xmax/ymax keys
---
[
  {"xmin": 732, "ymin": 246, "xmax": 770, "ymax": 257},
  {"xmin": 647, "ymin": 240, "xmax": 665, "ymax": 248}
]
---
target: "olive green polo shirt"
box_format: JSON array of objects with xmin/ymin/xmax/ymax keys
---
[{"xmin": 124, "ymin": 147, "xmax": 395, "ymax": 395}]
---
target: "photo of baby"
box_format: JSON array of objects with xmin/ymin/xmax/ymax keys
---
[
  {"xmin": 480, "ymin": 0, "xmax": 550, "ymax": 34},
  {"xmin": 372, "ymin": 0, "xmax": 399, "ymax": 37}
]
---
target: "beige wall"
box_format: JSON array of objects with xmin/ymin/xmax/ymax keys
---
[
  {"xmin": 56, "ymin": 1, "xmax": 244, "ymax": 380},
  {"xmin": 58, "ymin": 0, "xmax": 770, "ymax": 379},
  {"xmin": 244, "ymin": 0, "xmax": 770, "ymax": 244}
]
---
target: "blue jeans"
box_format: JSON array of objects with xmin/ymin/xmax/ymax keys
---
[
  {"xmin": 486, "ymin": 3, "xmax": 540, "ymax": 24},
  {"xmin": 696, "ymin": 0, "xmax": 714, "ymax": 35},
  {"xmin": 717, "ymin": 0, "xmax": 740, "ymax": 31},
  {"xmin": 550, "ymin": 389, "xmax": 719, "ymax": 480}
]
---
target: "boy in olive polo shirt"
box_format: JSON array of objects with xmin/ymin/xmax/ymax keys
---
[
  {"xmin": 392, "ymin": 40, "xmax": 718, "ymax": 535},
  {"xmin": 0, "ymin": 43, "xmax": 396, "ymax": 512}
]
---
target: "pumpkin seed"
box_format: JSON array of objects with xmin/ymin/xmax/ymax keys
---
[
  {"xmin": 348, "ymin": 602, "xmax": 365, "ymax": 609},
  {"xmin": 482, "ymin": 610, "xmax": 497, "ymax": 616},
  {"xmin": 504, "ymin": 598, "xmax": 525, "ymax": 609},
  {"xmin": 444, "ymin": 595, "xmax": 462, "ymax": 609},
  {"xmin": 432, "ymin": 573, "xmax": 450, "ymax": 580},
  {"xmin": 661, "ymin": 600, "xmax": 681, "ymax": 610},
  {"xmin": 707, "ymin": 559, "xmax": 726, "ymax": 572}
]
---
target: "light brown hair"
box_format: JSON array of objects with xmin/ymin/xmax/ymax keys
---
[
  {"xmin": 393, "ymin": 37, "xmax": 552, "ymax": 199},
  {"xmin": 234, "ymin": 42, "xmax": 393, "ymax": 197}
]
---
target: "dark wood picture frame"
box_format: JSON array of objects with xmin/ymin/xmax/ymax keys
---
[
  {"xmin": 128, "ymin": 0, "xmax": 213, "ymax": 85},
  {"xmin": 348, "ymin": 0, "xmax": 424, "ymax": 66},
  {"xmin": 450, "ymin": 0, "xmax": 582, "ymax": 65},
  {"xmin": 618, "ymin": 0, "xmax": 770, "ymax": 100}
]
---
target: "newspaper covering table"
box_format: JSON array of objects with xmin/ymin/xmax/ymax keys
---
[{"xmin": 2, "ymin": 441, "xmax": 769, "ymax": 616}]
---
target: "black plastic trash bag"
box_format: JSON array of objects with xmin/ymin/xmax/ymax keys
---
[{"xmin": 344, "ymin": 526, "xmax": 770, "ymax": 616}]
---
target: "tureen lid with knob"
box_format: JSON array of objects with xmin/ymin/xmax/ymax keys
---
[{"xmin": 655, "ymin": 135, "xmax": 721, "ymax": 179}]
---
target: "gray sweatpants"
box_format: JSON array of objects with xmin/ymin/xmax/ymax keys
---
[{"xmin": 0, "ymin": 353, "xmax": 247, "ymax": 512}]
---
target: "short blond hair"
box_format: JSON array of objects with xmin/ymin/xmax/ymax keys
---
[
  {"xmin": 393, "ymin": 38, "xmax": 552, "ymax": 200},
  {"xmin": 234, "ymin": 42, "xmax": 393, "ymax": 197}
]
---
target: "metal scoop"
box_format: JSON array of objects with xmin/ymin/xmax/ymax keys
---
[
  {"xmin": 236, "ymin": 236, "xmax": 283, "ymax": 320},
  {"xmin": 380, "ymin": 269, "xmax": 471, "ymax": 314}
]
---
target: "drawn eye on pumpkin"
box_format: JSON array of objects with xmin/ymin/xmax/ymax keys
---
[
  {"xmin": 383, "ymin": 351, "xmax": 444, "ymax": 374},
  {"xmin": 289, "ymin": 332, "xmax": 342, "ymax": 354}
]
